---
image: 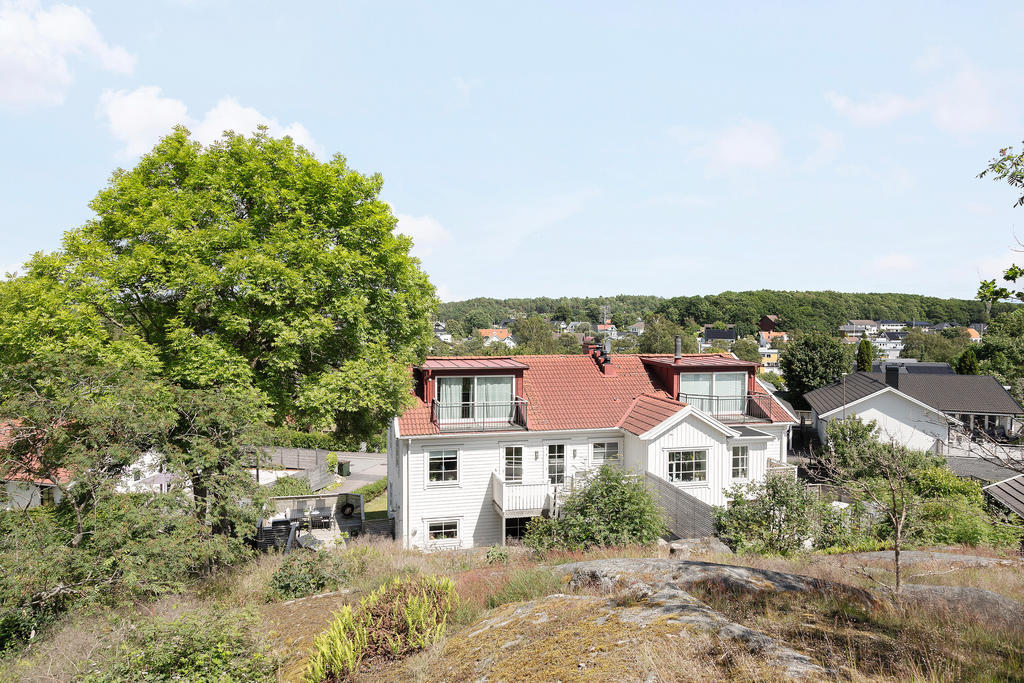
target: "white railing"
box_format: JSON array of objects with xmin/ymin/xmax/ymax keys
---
[
  {"xmin": 491, "ymin": 472, "xmax": 572, "ymax": 513},
  {"xmin": 767, "ymin": 458, "xmax": 798, "ymax": 480}
]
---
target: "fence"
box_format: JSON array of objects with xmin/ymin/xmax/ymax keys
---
[
  {"xmin": 644, "ymin": 471, "xmax": 716, "ymax": 538},
  {"xmin": 275, "ymin": 462, "xmax": 335, "ymax": 492}
]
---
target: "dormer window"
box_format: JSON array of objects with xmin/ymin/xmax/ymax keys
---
[
  {"xmin": 437, "ymin": 376, "xmax": 514, "ymax": 420},
  {"xmin": 426, "ymin": 362, "xmax": 528, "ymax": 432}
]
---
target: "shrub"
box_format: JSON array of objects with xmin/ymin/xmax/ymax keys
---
[
  {"xmin": 80, "ymin": 608, "xmax": 277, "ymax": 682},
  {"xmin": 305, "ymin": 575, "xmax": 456, "ymax": 681},
  {"xmin": 267, "ymin": 475, "xmax": 314, "ymax": 497},
  {"xmin": 523, "ymin": 466, "xmax": 665, "ymax": 551},
  {"xmin": 351, "ymin": 478, "xmax": 387, "ymax": 502},
  {"xmin": 714, "ymin": 476, "xmax": 821, "ymax": 555},
  {"xmin": 485, "ymin": 545, "xmax": 510, "ymax": 565},
  {"xmin": 267, "ymin": 552, "xmax": 336, "ymax": 601}
]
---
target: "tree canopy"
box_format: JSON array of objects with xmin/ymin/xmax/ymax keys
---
[
  {"xmin": 13, "ymin": 127, "xmax": 435, "ymax": 439},
  {"xmin": 778, "ymin": 333, "xmax": 847, "ymax": 406}
]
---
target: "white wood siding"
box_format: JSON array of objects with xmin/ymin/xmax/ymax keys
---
[{"xmin": 819, "ymin": 391, "xmax": 947, "ymax": 452}]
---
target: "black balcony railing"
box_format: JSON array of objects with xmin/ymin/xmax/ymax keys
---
[
  {"xmin": 431, "ymin": 397, "xmax": 528, "ymax": 432},
  {"xmin": 678, "ymin": 393, "xmax": 774, "ymax": 423}
]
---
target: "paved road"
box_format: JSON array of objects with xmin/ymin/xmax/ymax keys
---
[{"xmin": 337, "ymin": 452, "xmax": 387, "ymax": 493}]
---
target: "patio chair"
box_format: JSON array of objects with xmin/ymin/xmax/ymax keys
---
[{"xmin": 313, "ymin": 498, "xmax": 333, "ymax": 529}]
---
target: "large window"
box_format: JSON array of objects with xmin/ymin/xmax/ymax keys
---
[
  {"xmin": 437, "ymin": 375, "xmax": 514, "ymax": 421},
  {"xmin": 504, "ymin": 446, "xmax": 523, "ymax": 483},
  {"xmin": 678, "ymin": 372, "xmax": 746, "ymax": 413},
  {"xmin": 427, "ymin": 449, "xmax": 459, "ymax": 484},
  {"xmin": 731, "ymin": 446, "xmax": 749, "ymax": 479},
  {"xmin": 592, "ymin": 442, "xmax": 620, "ymax": 466},
  {"xmin": 668, "ymin": 450, "xmax": 707, "ymax": 483},
  {"xmin": 547, "ymin": 444, "xmax": 565, "ymax": 484},
  {"xmin": 428, "ymin": 520, "xmax": 459, "ymax": 540}
]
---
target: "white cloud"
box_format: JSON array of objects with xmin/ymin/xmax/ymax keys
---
[
  {"xmin": 0, "ymin": 0, "xmax": 134, "ymax": 108},
  {"xmin": 395, "ymin": 213, "xmax": 452, "ymax": 258},
  {"xmin": 825, "ymin": 91, "xmax": 920, "ymax": 125},
  {"xmin": 690, "ymin": 120, "xmax": 783, "ymax": 174},
  {"xmin": 826, "ymin": 56, "xmax": 1011, "ymax": 135},
  {"xmin": 98, "ymin": 87, "xmax": 322, "ymax": 158},
  {"xmin": 453, "ymin": 76, "xmax": 480, "ymax": 98}
]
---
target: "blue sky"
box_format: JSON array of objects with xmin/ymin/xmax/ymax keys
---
[{"xmin": 2, "ymin": 1, "xmax": 1023, "ymax": 302}]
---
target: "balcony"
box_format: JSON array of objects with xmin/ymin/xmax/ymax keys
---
[
  {"xmin": 490, "ymin": 472, "xmax": 575, "ymax": 517},
  {"xmin": 430, "ymin": 397, "xmax": 528, "ymax": 432},
  {"xmin": 678, "ymin": 392, "xmax": 775, "ymax": 424}
]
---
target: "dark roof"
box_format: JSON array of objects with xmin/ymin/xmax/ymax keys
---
[
  {"xmin": 945, "ymin": 456, "xmax": 1020, "ymax": 483},
  {"xmin": 882, "ymin": 331, "xmax": 907, "ymax": 341},
  {"xmin": 871, "ymin": 361, "xmax": 953, "ymax": 375},
  {"xmin": 984, "ymin": 475, "xmax": 1024, "ymax": 518},
  {"xmin": 865, "ymin": 373, "xmax": 1024, "ymax": 415},
  {"xmin": 804, "ymin": 373, "xmax": 888, "ymax": 416},
  {"xmin": 703, "ymin": 328, "xmax": 737, "ymax": 341},
  {"xmin": 878, "ymin": 319, "xmax": 902, "ymax": 325}
]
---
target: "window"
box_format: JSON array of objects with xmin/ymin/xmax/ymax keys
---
[
  {"xmin": 592, "ymin": 442, "xmax": 620, "ymax": 466},
  {"xmin": 427, "ymin": 449, "xmax": 459, "ymax": 484},
  {"xmin": 731, "ymin": 446, "xmax": 749, "ymax": 479},
  {"xmin": 547, "ymin": 444, "xmax": 565, "ymax": 484},
  {"xmin": 428, "ymin": 520, "xmax": 459, "ymax": 540},
  {"xmin": 505, "ymin": 517, "xmax": 530, "ymax": 540},
  {"xmin": 40, "ymin": 486, "xmax": 55, "ymax": 506},
  {"xmin": 504, "ymin": 446, "xmax": 523, "ymax": 483},
  {"xmin": 678, "ymin": 372, "xmax": 746, "ymax": 413},
  {"xmin": 668, "ymin": 450, "xmax": 707, "ymax": 483},
  {"xmin": 132, "ymin": 469, "xmax": 142, "ymax": 482},
  {"xmin": 436, "ymin": 375, "xmax": 514, "ymax": 421}
]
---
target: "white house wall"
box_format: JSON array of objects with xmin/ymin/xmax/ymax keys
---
[
  {"xmin": 401, "ymin": 430, "xmax": 621, "ymax": 550},
  {"xmin": 821, "ymin": 391, "xmax": 947, "ymax": 452},
  {"xmin": 639, "ymin": 415, "xmax": 769, "ymax": 507}
]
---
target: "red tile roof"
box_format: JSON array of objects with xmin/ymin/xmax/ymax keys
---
[
  {"xmin": 477, "ymin": 328, "xmax": 512, "ymax": 340},
  {"xmin": 420, "ymin": 357, "xmax": 529, "ymax": 371},
  {"xmin": 618, "ymin": 393, "xmax": 687, "ymax": 436},
  {"xmin": 397, "ymin": 353, "xmax": 793, "ymax": 436},
  {"xmin": 0, "ymin": 423, "xmax": 72, "ymax": 485}
]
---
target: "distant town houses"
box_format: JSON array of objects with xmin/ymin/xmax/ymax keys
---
[
  {"xmin": 836, "ymin": 318, "xmax": 987, "ymax": 360},
  {"xmin": 628, "ymin": 320, "xmax": 645, "ymax": 336},
  {"xmin": 477, "ymin": 328, "xmax": 517, "ymax": 349}
]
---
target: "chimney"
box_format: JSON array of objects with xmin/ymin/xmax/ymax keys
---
[
  {"xmin": 674, "ymin": 335, "xmax": 683, "ymax": 364},
  {"xmin": 598, "ymin": 339, "xmax": 616, "ymax": 376},
  {"xmin": 885, "ymin": 365, "xmax": 899, "ymax": 389}
]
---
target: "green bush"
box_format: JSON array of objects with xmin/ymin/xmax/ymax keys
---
[
  {"xmin": 524, "ymin": 466, "xmax": 665, "ymax": 551},
  {"xmin": 305, "ymin": 575, "xmax": 456, "ymax": 682},
  {"xmin": 81, "ymin": 609, "xmax": 277, "ymax": 682},
  {"xmin": 267, "ymin": 552, "xmax": 337, "ymax": 601},
  {"xmin": 482, "ymin": 568, "xmax": 563, "ymax": 609},
  {"xmin": 351, "ymin": 478, "xmax": 387, "ymax": 502},
  {"xmin": 715, "ymin": 476, "xmax": 822, "ymax": 555},
  {"xmin": 267, "ymin": 475, "xmax": 314, "ymax": 497},
  {"xmin": 273, "ymin": 427, "xmax": 351, "ymax": 450},
  {"xmin": 908, "ymin": 466, "xmax": 1023, "ymax": 547},
  {"xmin": 485, "ymin": 545, "xmax": 510, "ymax": 565}
]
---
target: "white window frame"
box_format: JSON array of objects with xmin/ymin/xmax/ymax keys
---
[
  {"xmin": 426, "ymin": 518, "xmax": 460, "ymax": 543},
  {"xmin": 591, "ymin": 441, "xmax": 622, "ymax": 467},
  {"xmin": 502, "ymin": 444, "xmax": 524, "ymax": 484},
  {"xmin": 547, "ymin": 444, "xmax": 566, "ymax": 485},
  {"xmin": 667, "ymin": 449, "xmax": 708, "ymax": 484},
  {"xmin": 436, "ymin": 375, "xmax": 515, "ymax": 422},
  {"xmin": 731, "ymin": 445, "xmax": 749, "ymax": 480},
  {"xmin": 425, "ymin": 448, "xmax": 460, "ymax": 487},
  {"xmin": 678, "ymin": 372, "xmax": 748, "ymax": 411}
]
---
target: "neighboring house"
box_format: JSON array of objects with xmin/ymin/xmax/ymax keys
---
[
  {"xmin": 839, "ymin": 320, "xmax": 878, "ymax": 337},
  {"xmin": 387, "ymin": 346, "xmax": 796, "ymax": 550},
  {"xmin": 878, "ymin": 320, "xmax": 904, "ymax": 332},
  {"xmin": 701, "ymin": 328, "xmax": 737, "ymax": 349},
  {"xmin": 433, "ymin": 321, "xmax": 452, "ymax": 344},
  {"xmin": 477, "ymin": 328, "xmax": 517, "ymax": 349},
  {"xmin": 758, "ymin": 330, "xmax": 787, "ymax": 347},
  {"xmin": 806, "ymin": 367, "xmax": 1024, "ymax": 452},
  {"xmin": 966, "ymin": 328, "xmax": 982, "ymax": 343},
  {"xmin": 565, "ymin": 321, "xmax": 587, "ymax": 333},
  {"xmin": 759, "ymin": 315, "xmax": 779, "ymax": 333},
  {"xmin": 871, "ymin": 360, "xmax": 953, "ymax": 375},
  {"xmin": 972, "ymin": 323, "xmax": 989, "ymax": 336},
  {"xmin": 870, "ymin": 332, "xmax": 906, "ymax": 360},
  {"xmin": 805, "ymin": 371, "xmax": 951, "ymax": 453},
  {"xmin": 906, "ymin": 320, "xmax": 931, "ymax": 331},
  {"xmin": 930, "ymin": 322, "xmax": 957, "ymax": 333},
  {"xmin": 2, "ymin": 468, "xmax": 68, "ymax": 510},
  {"xmin": 758, "ymin": 347, "xmax": 780, "ymax": 373},
  {"xmin": 629, "ymin": 320, "xmax": 645, "ymax": 336},
  {"xmin": 596, "ymin": 323, "xmax": 618, "ymax": 340}
]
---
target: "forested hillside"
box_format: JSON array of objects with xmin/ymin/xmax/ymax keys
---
[{"xmin": 439, "ymin": 291, "xmax": 1016, "ymax": 338}]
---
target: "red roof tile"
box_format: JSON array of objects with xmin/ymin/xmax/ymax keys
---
[
  {"xmin": 477, "ymin": 329, "xmax": 512, "ymax": 340},
  {"xmin": 618, "ymin": 394, "xmax": 687, "ymax": 436},
  {"xmin": 397, "ymin": 353, "xmax": 793, "ymax": 436},
  {"xmin": 420, "ymin": 357, "xmax": 529, "ymax": 371}
]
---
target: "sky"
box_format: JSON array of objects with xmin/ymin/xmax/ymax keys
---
[{"xmin": 1, "ymin": 1, "xmax": 1024, "ymax": 302}]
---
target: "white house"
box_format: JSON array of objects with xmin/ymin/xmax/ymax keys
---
[
  {"xmin": 805, "ymin": 373, "xmax": 950, "ymax": 452},
  {"xmin": 387, "ymin": 343, "xmax": 796, "ymax": 550},
  {"xmin": 806, "ymin": 368, "xmax": 1024, "ymax": 451}
]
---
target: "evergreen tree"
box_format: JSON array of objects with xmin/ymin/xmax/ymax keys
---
[
  {"xmin": 856, "ymin": 338, "xmax": 874, "ymax": 372},
  {"xmin": 955, "ymin": 345, "xmax": 979, "ymax": 375}
]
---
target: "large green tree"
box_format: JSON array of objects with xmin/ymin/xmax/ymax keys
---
[
  {"xmin": 778, "ymin": 333, "xmax": 846, "ymax": 404},
  {"xmin": 731, "ymin": 338, "xmax": 761, "ymax": 363},
  {"xmin": 638, "ymin": 314, "xmax": 694, "ymax": 354},
  {"xmin": 856, "ymin": 337, "xmax": 874, "ymax": 372},
  {"xmin": 22, "ymin": 127, "xmax": 434, "ymax": 439}
]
